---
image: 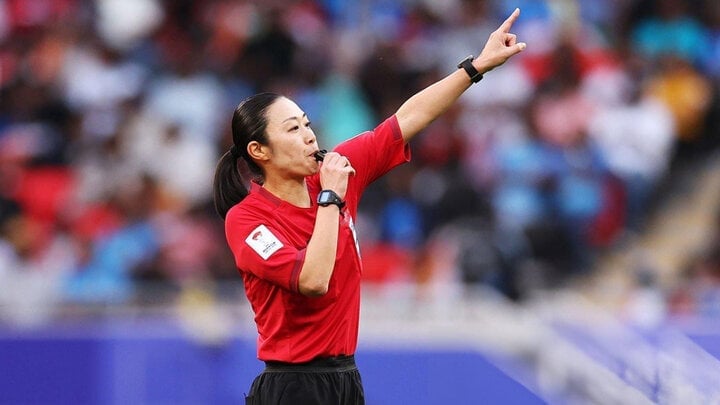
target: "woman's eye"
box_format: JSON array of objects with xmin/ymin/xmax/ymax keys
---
[
  {"xmin": 305, "ymin": 122, "xmax": 312, "ymax": 128},
  {"xmin": 289, "ymin": 125, "xmax": 299, "ymax": 132}
]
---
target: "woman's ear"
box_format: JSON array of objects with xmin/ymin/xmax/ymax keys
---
[{"xmin": 247, "ymin": 141, "xmax": 270, "ymax": 161}]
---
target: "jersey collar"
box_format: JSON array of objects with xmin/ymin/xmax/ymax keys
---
[{"xmin": 251, "ymin": 181, "xmax": 283, "ymax": 207}]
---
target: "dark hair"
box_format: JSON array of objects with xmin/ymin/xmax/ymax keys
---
[{"xmin": 213, "ymin": 92, "xmax": 282, "ymax": 219}]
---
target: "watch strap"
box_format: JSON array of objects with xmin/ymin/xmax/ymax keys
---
[{"xmin": 458, "ymin": 55, "xmax": 483, "ymax": 83}]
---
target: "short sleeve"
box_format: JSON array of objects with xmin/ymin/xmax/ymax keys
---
[
  {"xmin": 334, "ymin": 115, "xmax": 410, "ymax": 191},
  {"xmin": 226, "ymin": 215, "xmax": 305, "ymax": 293}
]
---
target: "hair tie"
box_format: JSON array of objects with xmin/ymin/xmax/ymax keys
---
[{"xmin": 229, "ymin": 144, "xmax": 241, "ymax": 159}]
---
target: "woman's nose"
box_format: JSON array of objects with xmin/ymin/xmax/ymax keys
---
[{"xmin": 306, "ymin": 131, "xmax": 316, "ymax": 144}]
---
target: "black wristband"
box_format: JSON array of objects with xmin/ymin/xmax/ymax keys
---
[{"xmin": 457, "ymin": 55, "xmax": 483, "ymax": 83}]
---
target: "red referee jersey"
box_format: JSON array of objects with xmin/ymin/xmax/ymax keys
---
[{"xmin": 225, "ymin": 115, "xmax": 410, "ymax": 363}]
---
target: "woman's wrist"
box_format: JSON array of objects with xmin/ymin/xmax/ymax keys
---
[
  {"xmin": 472, "ymin": 56, "xmax": 493, "ymax": 75},
  {"xmin": 318, "ymin": 204, "xmax": 342, "ymax": 212}
]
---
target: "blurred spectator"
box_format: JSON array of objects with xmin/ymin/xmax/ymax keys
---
[
  {"xmin": 63, "ymin": 175, "xmax": 161, "ymax": 303},
  {"xmin": 588, "ymin": 63, "xmax": 675, "ymax": 231},
  {"xmin": 94, "ymin": 0, "xmax": 163, "ymax": 52},
  {"xmin": 645, "ymin": 56, "xmax": 712, "ymax": 144},
  {"xmin": 699, "ymin": 0, "xmax": 720, "ymax": 78},
  {"xmin": 522, "ymin": 39, "xmax": 613, "ymax": 272},
  {"xmin": 143, "ymin": 43, "xmax": 225, "ymax": 143},
  {"xmin": 236, "ymin": 6, "xmax": 298, "ymax": 92},
  {"xmin": 150, "ymin": 204, "xmax": 229, "ymax": 284},
  {"xmin": 630, "ymin": 0, "xmax": 708, "ymax": 66},
  {"xmin": 130, "ymin": 122, "xmax": 216, "ymax": 209}
]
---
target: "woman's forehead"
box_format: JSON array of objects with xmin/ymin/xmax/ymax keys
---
[{"xmin": 267, "ymin": 97, "xmax": 305, "ymax": 123}]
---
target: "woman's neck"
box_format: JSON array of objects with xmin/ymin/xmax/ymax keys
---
[{"xmin": 262, "ymin": 177, "xmax": 311, "ymax": 208}]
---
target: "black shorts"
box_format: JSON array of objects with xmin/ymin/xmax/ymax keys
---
[{"xmin": 244, "ymin": 355, "xmax": 365, "ymax": 405}]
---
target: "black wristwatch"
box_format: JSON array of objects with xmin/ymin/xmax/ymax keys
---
[
  {"xmin": 317, "ymin": 190, "xmax": 346, "ymax": 209},
  {"xmin": 457, "ymin": 55, "xmax": 483, "ymax": 83}
]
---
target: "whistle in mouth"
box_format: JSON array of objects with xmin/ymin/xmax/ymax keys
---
[{"xmin": 313, "ymin": 149, "xmax": 327, "ymax": 162}]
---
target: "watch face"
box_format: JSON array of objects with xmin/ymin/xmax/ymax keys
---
[
  {"xmin": 318, "ymin": 190, "xmax": 341, "ymax": 206},
  {"xmin": 319, "ymin": 190, "xmax": 335, "ymax": 204}
]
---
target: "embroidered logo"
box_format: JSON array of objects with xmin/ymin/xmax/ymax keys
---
[{"xmin": 245, "ymin": 224, "xmax": 283, "ymax": 260}]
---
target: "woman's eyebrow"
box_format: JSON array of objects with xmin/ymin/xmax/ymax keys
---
[{"xmin": 282, "ymin": 113, "xmax": 307, "ymax": 123}]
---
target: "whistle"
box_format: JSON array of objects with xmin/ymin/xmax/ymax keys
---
[{"xmin": 313, "ymin": 149, "xmax": 327, "ymax": 162}]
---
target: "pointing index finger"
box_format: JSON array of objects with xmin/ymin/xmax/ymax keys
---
[{"xmin": 499, "ymin": 8, "xmax": 520, "ymax": 33}]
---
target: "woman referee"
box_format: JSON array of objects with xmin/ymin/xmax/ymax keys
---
[{"xmin": 212, "ymin": 9, "xmax": 526, "ymax": 405}]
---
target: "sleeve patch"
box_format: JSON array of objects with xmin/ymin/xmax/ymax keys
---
[{"xmin": 245, "ymin": 224, "xmax": 284, "ymax": 260}]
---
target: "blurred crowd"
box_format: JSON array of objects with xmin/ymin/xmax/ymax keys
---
[{"xmin": 1, "ymin": 0, "xmax": 719, "ymax": 320}]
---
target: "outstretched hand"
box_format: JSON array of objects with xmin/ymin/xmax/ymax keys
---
[{"xmin": 477, "ymin": 8, "xmax": 526, "ymax": 72}]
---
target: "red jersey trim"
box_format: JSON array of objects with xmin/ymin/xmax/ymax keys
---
[
  {"xmin": 252, "ymin": 182, "xmax": 283, "ymax": 207},
  {"xmin": 290, "ymin": 249, "xmax": 306, "ymax": 293},
  {"xmin": 389, "ymin": 114, "xmax": 403, "ymax": 142}
]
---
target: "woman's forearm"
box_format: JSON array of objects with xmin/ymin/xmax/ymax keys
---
[
  {"xmin": 298, "ymin": 205, "xmax": 341, "ymax": 296},
  {"xmin": 395, "ymin": 68, "xmax": 475, "ymax": 142}
]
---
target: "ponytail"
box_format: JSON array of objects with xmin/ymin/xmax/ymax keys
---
[
  {"xmin": 213, "ymin": 151, "xmax": 248, "ymax": 219},
  {"xmin": 212, "ymin": 92, "xmax": 282, "ymax": 219}
]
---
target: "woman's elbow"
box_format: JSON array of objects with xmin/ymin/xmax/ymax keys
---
[{"xmin": 298, "ymin": 280, "xmax": 329, "ymax": 297}]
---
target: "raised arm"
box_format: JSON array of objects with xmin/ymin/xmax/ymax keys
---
[{"xmin": 395, "ymin": 8, "xmax": 527, "ymax": 143}]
